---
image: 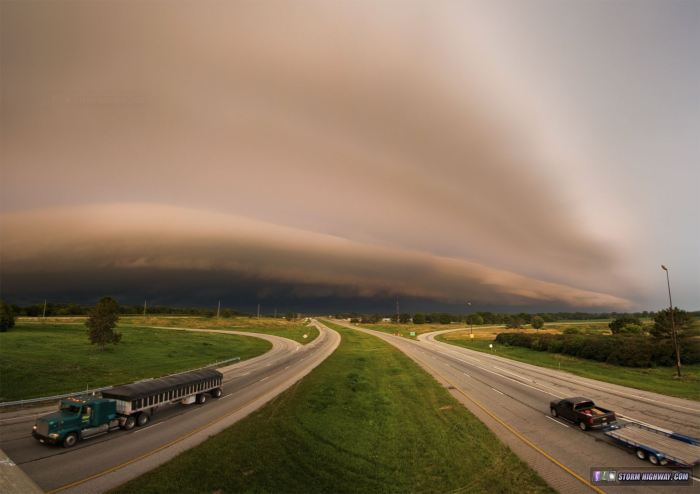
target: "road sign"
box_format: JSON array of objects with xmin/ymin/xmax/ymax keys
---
[{"xmin": 409, "ymin": 331, "xmax": 416, "ymax": 337}]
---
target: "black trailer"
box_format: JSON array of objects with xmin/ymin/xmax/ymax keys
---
[{"xmin": 102, "ymin": 368, "xmax": 223, "ymax": 426}]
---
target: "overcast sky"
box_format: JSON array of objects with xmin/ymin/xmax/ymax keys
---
[{"xmin": 1, "ymin": 1, "xmax": 698, "ymax": 311}]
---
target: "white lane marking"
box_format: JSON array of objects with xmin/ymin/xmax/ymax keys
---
[
  {"xmin": 463, "ymin": 372, "xmax": 471, "ymax": 377},
  {"xmin": 284, "ymin": 366, "xmax": 290, "ymax": 370},
  {"xmin": 494, "ymin": 365, "xmax": 536, "ymax": 383},
  {"xmin": 134, "ymin": 421, "xmax": 163, "ymax": 433},
  {"xmin": 491, "ymin": 387, "xmax": 504, "ymax": 395},
  {"xmin": 221, "ymin": 394, "xmax": 234, "ymax": 400},
  {"xmin": 258, "ymin": 376, "xmax": 270, "ymax": 382},
  {"xmin": 546, "ymin": 415, "xmax": 570, "ymax": 428},
  {"xmin": 693, "ymin": 476, "xmax": 700, "ymax": 482},
  {"xmin": 240, "ymin": 371, "xmax": 250, "ymax": 376},
  {"xmin": 436, "ymin": 342, "xmax": 700, "ymax": 413}
]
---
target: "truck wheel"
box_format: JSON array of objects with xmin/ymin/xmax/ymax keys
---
[
  {"xmin": 63, "ymin": 432, "xmax": 78, "ymax": 448},
  {"xmin": 550, "ymin": 408, "xmax": 557, "ymax": 417},
  {"xmin": 196, "ymin": 393, "xmax": 207, "ymax": 404},
  {"xmin": 578, "ymin": 421, "xmax": 588, "ymax": 431},
  {"xmin": 636, "ymin": 449, "xmax": 647, "ymax": 460},
  {"xmin": 122, "ymin": 416, "xmax": 136, "ymax": 430},
  {"xmin": 211, "ymin": 388, "xmax": 223, "ymax": 398},
  {"xmin": 136, "ymin": 413, "xmax": 150, "ymax": 426}
]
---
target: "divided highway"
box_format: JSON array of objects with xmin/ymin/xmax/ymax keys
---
[
  {"xmin": 335, "ymin": 321, "xmax": 700, "ymax": 494},
  {"xmin": 0, "ymin": 321, "xmax": 340, "ymax": 493}
]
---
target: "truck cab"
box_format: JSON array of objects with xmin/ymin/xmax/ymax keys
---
[{"xmin": 33, "ymin": 396, "xmax": 120, "ymax": 447}]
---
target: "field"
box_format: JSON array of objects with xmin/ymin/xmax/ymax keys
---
[
  {"xmin": 111, "ymin": 321, "xmax": 553, "ymax": 494},
  {"xmin": 0, "ymin": 322, "xmax": 272, "ymax": 402},
  {"xmin": 118, "ymin": 315, "xmax": 320, "ymax": 344},
  {"xmin": 439, "ymin": 332, "xmax": 700, "ymax": 401}
]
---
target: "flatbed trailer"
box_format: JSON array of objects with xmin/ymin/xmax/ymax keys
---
[{"xmin": 605, "ymin": 422, "xmax": 700, "ymax": 467}]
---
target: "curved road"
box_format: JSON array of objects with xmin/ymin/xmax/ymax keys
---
[
  {"xmin": 335, "ymin": 321, "xmax": 700, "ymax": 494},
  {"xmin": 0, "ymin": 320, "xmax": 340, "ymax": 493}
]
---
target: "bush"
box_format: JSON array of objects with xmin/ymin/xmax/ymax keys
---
[
  {"xmin": 531, "ymin": 316, "xmax": 545, "ymax": 329},
  {"xmin": 493, "ymin": 332, "xmax": 700, "ymax": 367},
  {"xmin": 412, "ymin": 313, "xmax": 426, "ymax": 324},
  {"xmin": 0, "ymin": 300, "xmax": 16, "ymax": 332}
]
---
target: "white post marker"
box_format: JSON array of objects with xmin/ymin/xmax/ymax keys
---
[{"xmin": 489, "ymin": 343, "xmax": 494, "ymax": 352}]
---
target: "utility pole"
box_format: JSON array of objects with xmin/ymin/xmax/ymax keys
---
[
  {"xmin": 143, "ymin": 299, "xmax": 147, "ymax": 317},
  {"xmin": 257, "ymin": 303, "xmax": 260, "ymax": 319},
  {"xmin": 661, "ymin": 265, "xmax": 682, "ymax": 377},
  {"xmin": 42, "ymin": 299, "xmax": 47, "ymax": 319},
  {"xmin": 396, "ymin": 297, "xmax": 400, "ymax": 323},
  {"xmin": 274, "ymin": 308, "xmax": 277, "ymax": 318},
  {"xmin": 217, "ymin": 300, "xmax": 221, "ymax": 318}
]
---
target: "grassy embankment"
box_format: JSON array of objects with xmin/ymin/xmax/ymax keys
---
[
  {"xmin": 118, "ymin": 315, "xmax": 320, "ymax": 345},
  {"xmin": 111, "ymin": 321, "xmax": 553, "ymax": 494},
  {"xmin": 438, "ymin": 332, "xmax": 700, "ymax": 401},
  {"xmin": 0, "ymin": 323, "xmax": 271, "ymax": 402}
]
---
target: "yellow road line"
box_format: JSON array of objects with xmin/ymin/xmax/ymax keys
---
[
  {"xmin": 417, "ymin": 353, "xmax": 606, "ymax": 494},
  {"xmin": 46, "ymin": 387, "xmax": 276, "ymax": 493}
]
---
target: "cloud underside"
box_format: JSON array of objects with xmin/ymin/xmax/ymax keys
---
[{"xmin": 1, "ymin": 205, "xmax": 631, "ymax": 309}]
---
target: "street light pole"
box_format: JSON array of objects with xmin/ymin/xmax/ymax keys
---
[{"xmin": 661, "ymin": 265, "xmax": 681, "ymax": 378}]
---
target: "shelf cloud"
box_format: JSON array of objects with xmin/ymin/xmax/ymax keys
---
[
  {"xmin": 1, "ymin": 205, "xmax": 632, "ymax": 309},
  {"xmin": 5, "ymin": 1, "xmax": 695, "ymax": 309}
]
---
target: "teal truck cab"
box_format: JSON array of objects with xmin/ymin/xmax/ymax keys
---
[
  {"xmin": 32, "ymin": 396, "xmax": 123, "ymax": 447},
  {"xmin": 32, "ymin": 368, "xmax": 223, "ymax": 447}
]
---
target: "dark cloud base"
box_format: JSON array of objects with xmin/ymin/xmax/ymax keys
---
[{"xmin": 1, "ymin": 268, "xmax": 622, "ymax": 315}]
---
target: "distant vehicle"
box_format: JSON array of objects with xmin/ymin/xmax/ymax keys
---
[
  {"xmin": 605, "ymin": 423, "xmax": 700, "ymax": 467},
  {"xmin": 32, "ymin": 369, "xmax": 223, "ymax": 447},
  {"xmin": 549, "ymin": 397, "xmax": 616, "ymax": 431}
]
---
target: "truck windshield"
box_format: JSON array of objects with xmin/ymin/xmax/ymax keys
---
[{"xmin": 60, "ymin": 403, "xmax": 82, "ymax": 414}]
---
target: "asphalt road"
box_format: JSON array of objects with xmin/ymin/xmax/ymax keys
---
[
  {"xmin": 0, "ymin": 320, "xmax": 340, "ymax": 493},
  {"xmin": 335, "ymin": 321, "xmax": 700, "ymax": 494}
]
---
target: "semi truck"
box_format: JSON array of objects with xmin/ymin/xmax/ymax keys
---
[{"xmin": 32, "ymin": 368, "xmax": 223, "ymax": 447}]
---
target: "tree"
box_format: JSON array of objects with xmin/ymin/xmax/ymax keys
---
[
  {"xmin": 531, "ymin": 316, "xmax": 545, "ymax": 329},
  {"xmin": 651, "ymin": 308, "xmax": 694, "ymax": 339},
  {"xmin": 609, "ymin": 316, "xmax": 641, "ymax": 335},
  {"xmin": 399, "ymin": 313, "xmax": 412, "ymax": 324},
  {"xmin": 0, "ymin": 300, "xmax": 15, "ymax": 332},
  {"xmin": 413, "ymin": 313, "xmax": 426, "ymax": 324},
  {"xmin": 438, "ymin": 313, "xmax": 452, "ymax": 325},
  {"xmin": 85, "ymin": 297, "xmax": 122, "ymax": 349},
  {"xmin": 466, "ymin": 314, "xmax": 484, "ymax": 326},
  {"xmin": 504, "ymin": 315, "xmax": 523, "ymax": 329}
]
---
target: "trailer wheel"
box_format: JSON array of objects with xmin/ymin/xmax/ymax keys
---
[
  {"xmin": 122, "ymin": 416, "xmax": 136, "ymax": 430},
  {"xmin": 63, "ymin": 432, "xmax": 78, "ymax": 448},
  {"xmin": 636, "ymin": 449, "xmax": 647, "ymax": 460},
  {"xmin": 211, "ymin": 388, "xmax": 223, "ymax": 398},
  {"xmin": 550, "ymin": 408, "xmax": 557, "ymax": 417},
  {"xmin": 649, "ymin": 455, "xmax": 660, "ymax": 465},
  {"xmin": 196, "ymin": 393, "xmax": 207, "ymax": 404},
  {"xmin": 578, "ymin": 421, "xmax": 588, "ymax": 431},
  {"xmin": 136, "ymin": 413, "xmax": 150, "ymax": 426}
]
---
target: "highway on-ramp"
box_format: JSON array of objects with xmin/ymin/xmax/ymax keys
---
[
  {"xmin": 333, "ymin": 321, "xmax": 700, "ymax": 494},
  {"xmin": 0, "ymin": 320, "xmax": 340, "ymax": 493}
]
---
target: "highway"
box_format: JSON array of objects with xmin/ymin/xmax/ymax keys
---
[
  {"xmin": 0, "ymin": 320, "xmax": 340, "ymax": 493},
  {"xmin": 334, "ymin": 321, "xmax": 700, "ymax": 494}
]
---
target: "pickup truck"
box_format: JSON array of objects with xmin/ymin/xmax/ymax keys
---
[{"xmin": 550, "ymin": 397, "xmax": 616, "ymax": 431}]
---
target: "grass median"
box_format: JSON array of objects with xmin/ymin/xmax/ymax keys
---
[
  {"xmin": 439, "ymin": 333, "xmax": 700, "ymax": 401},
  {"xmin": 111, "ymin": 321, "xmax": 553, "ymax": 494},
  {"xmin": 0, "ymin": 323, "xmax": 271, "ymax": 402}
]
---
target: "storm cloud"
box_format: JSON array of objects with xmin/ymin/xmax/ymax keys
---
[{"xmin": 3, "ymin": 1, "xmax": 696, "ymax": 310}]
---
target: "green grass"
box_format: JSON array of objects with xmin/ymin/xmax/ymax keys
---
[
  {"xmin": 354, "ymin": 322, "xmax": 466, "ymax": 339},
  {"xmin": 438, "ymin": 335, "xmax": 700, "ymax": 401},
  {"xmin": 118, "ymin": 316, "xmax": 320, "ymax": 344},
  {"xmin": 0, "ymin": 323, "xmax": 271, "ymax": 402},
  {"xmin": 111, "ymin": 321, "xmax": 552, "ymax": 494}
]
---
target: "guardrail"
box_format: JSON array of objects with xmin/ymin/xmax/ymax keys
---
[{"xmin": 0, "ymin": 356, "xmax": 241, "ymax": 409}]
